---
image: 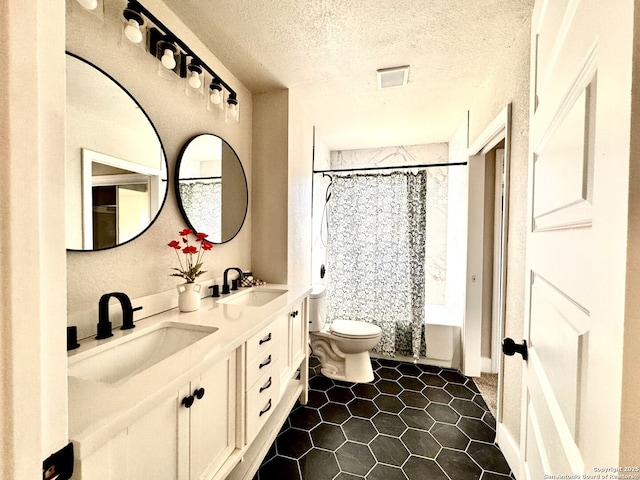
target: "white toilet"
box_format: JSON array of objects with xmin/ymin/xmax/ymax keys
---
[{"xmin": 309, "ymin": 286, "xmax": 382, "ymax": 383}]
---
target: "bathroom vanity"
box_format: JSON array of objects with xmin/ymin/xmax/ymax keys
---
[{"xmin": 67, "ymin": 285, "xmax": 310, "ymax": 480}]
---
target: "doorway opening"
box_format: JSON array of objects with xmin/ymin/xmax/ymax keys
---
[{"xmin": 466, "ymin": 104, "xmax": 511, "ymax": 421}]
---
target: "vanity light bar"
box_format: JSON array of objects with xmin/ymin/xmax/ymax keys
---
[{"xmin": 123, "ymin": 0, "xmax": 238, "ymax": 117}]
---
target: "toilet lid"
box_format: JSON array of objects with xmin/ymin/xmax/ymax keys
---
[{"xmin": 330, "ymin": 320, "xmax": 382, "ymax": 339}]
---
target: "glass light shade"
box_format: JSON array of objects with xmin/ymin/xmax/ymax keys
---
[
  {"xmin": 188, "ymin": 70, "xmax": 202, "ymax": 89},
  {"xmin": 155, "ymin": 41, "xmax": 180, "ymax": 81},
  {"xmin": 124, "ymin": 19, "xmax": 143, "ymax": 44},
  {"xmin": 185, "ymin": 63, "xmax": 204, "ymax": 98},
  {"xmin": 207, "ymin": 84, "xmax": 224, "ymax": 113},
  {"xmin": 225, "ymin": 96, "xmax": 240, "ymax": 123},
  {"xmin": 210, "ymin": 88, "xmax": 222, "ymax": 105}
]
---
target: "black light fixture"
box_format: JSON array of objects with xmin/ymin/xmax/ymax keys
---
[{"xmin": 121, "ymin": 0, "xmax": 239, "ymax": 121}]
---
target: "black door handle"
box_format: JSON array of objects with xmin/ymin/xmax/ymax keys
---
[
  {"xmin": 182, "ymin": 395, "xmax": 195, "ymax": 408},
  {"xmin": 502, "ymin": 338, "xmax": 528, "ymax": 361}
]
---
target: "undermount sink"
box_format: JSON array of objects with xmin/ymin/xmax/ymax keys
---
[
  {"xmin": 68, "ymin": 322, "xmax": 218, "ymax": 385},
  {"xmin": 217, "ymin": 288, "xmax": 287, "ymax": 307}
]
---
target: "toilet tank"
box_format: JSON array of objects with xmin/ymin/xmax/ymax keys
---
[{"xmin": 308, "ymin": 286, "xmax": 326, "ymax": 332}]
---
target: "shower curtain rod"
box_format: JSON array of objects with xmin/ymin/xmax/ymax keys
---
[
  {"xmin": 178, "ymin": 176, "xmax": 222, "ymax": 181},
  {"xmin": 313, "ymin": 161, "xmax": 467, "ymax": 175}
]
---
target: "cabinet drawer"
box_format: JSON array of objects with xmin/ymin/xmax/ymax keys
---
[
  {"xmin": 247, "ymin": 348, "xmax": 278, "ymax": 389},
  {"xmin": 246, "ymin": 369, "xmax": 280, "ymax": 443},
  {"xmin": 246, "ymin": 321, "xmax": 281, "ymax": 364}
]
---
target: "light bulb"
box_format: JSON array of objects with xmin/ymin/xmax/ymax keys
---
[
  {"xmin": 124, "ymin": 19, "xmax": 143, "ymax": 44},
  {"xmin": 228, "ymin": 103, "xmax": 238, "ymax": 119},
  {"xmin": 209, "ymin": 89, "xmax": 222, "ymax": 105},
  {"xmin": 76, "ymin": 0, "xmax": 98, "ymax": 10},
  {"xmin": 188, "ymin": 70, "xmax": 202, "ymax": 89},
  {"xmin": 161, "ymin": 49, "xmax": 176, "ymax": 70}
]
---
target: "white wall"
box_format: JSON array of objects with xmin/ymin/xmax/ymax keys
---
[
  {"xmin": 251, "ymin": 90, "xmax": 289, "ymax": 283},
  {"xmin": 66, "ymin": 0, "xmax": 253, "ymax": 337},
  {"xmin": 286, "ymin": 101, "xmax": 314, "ymax": 285},
  {"xmin": 251, "ymin": 89, "xmax": 314, "ymax": 285},
  {"xmin": 310, "ymin": 132, "xmax": 331, "ymax": 286},
  {"xmin": 1, "ymin": 0, "xmax": 67, "ymax": 477},
  {"xmin": 445, "ymin": 121, "xmax": 469, "ymax": 325}
]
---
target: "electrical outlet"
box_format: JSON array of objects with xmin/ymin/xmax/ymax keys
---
[{"xmin": 42, "ymin": 443, "xmax": 74, "ymax": 480}]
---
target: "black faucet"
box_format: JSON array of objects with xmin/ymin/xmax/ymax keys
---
[
  {"xmin": 222, "ymin": 268, "xmax": 244, "ymax": 294},
  {"xmin": 96, "ymin": 292, "xmax": 142, "ymax": 340}
]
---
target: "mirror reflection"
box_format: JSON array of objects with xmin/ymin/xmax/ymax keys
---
[
  {"xmin": 175, "ymin": 134, "xmax": 247, "ymax": 243},
  {"xmin": 65, "ymin": 52, "xmax": 168, "ymax": 251}
]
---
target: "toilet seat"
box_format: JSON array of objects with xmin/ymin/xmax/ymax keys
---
[{"xmin": 330, "ymin": 320, "xmax": 381, "ymax": 339}]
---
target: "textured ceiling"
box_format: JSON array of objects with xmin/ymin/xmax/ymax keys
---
[{"xmin": 162, "ymin": 0, "xmax": 534, "ymax": 150}]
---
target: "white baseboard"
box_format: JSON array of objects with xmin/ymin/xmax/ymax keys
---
[
  {"xmin": 497, "ymin": 423, "xmax": 521, "ymax": 479},
  {"xmin": 481, "ymin": 356, "xmax": 494, "ymax": 373}
]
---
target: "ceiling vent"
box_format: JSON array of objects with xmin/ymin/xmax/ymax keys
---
[{"xmin": 377, "ymin": 65, "xmax": 410, "ymax": 89}]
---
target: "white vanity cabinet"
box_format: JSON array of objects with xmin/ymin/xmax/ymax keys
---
[
  {"xmin": 73, "ymin": 350, "xmax": 239, "ymax": 480},
  {"xmin": 70, "ymin": 287, "xmax": 311, "ymax": 480},
  {"xmin": 279, "ymin": 300, "xmax": 307, "ymax": 398},
  {"xmin": 244, "ymin": 319, "xmax": 283, "ymax": 443}
]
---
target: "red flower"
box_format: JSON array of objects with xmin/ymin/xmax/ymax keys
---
[{"xmin": 168, "ymin": 229, "xmax": 211, "ymax": 283}]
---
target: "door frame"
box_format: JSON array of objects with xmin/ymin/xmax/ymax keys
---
[{"xmin": 467, "ymin": 104, "xmax": 516, "ymax": 465}]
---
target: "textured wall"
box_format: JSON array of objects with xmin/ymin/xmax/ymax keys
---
[
  {"xmin": 468, "ymin": 15, "xmax": 532, "ymax": 449},
  {"xmin": 66, "ymin": 0, "xmax": 253, "ymax": 337},
  {"xmin": 251, "ymin": 90, "xmax": 289, "ymax": 284}
]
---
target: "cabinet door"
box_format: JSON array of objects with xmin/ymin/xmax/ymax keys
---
[
  {"xmin": 289, "ymin": 300, "xmax": 306, "ymax": 368},
  {"xmin": 74, "ymin": 386, "xmax": 190, "ymax": 480},
  {"xmin": 189, "ymin": 351, "xmax": 237, "ymax": 480},
  {"xmin": 125, "ymin": 387, "xmax": 190, "ymax": 480}
]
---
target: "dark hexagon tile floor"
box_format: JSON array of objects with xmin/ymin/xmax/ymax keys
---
[{"xmin": 254, "ymin": 356, "xmax": 515, "ymax": 480}]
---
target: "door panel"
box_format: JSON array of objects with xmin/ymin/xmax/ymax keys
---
[
  {"xmin": 523, "ymin": 0, "xmax": 633, "ymax": 476},
  {"xmin": 190, "ymin": 353, "xmax": 237, "ymax": 480}
]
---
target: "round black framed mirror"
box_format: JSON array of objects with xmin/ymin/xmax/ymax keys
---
[
  {"xmin": 65, "ymin": 52, "xmax": 168, "ymax": 251},
  {"xmin": 175, "ymin": 134, "xmax": 248, "ymax": 243}
]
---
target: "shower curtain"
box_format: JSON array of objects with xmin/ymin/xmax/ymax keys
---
[
  {"xmin": 326, "ymin": 171, "xmax": 427, "ymax": 359},
  {"xmin": 178, "ymin": 181, "xmax": 222, "ymax": 242}
]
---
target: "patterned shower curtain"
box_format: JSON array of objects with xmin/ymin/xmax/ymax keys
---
[
  {"xmin": 178, "ymin": 181, "xmax": 222, "ymax": 242},
  {"xmin": 326, "ymin": 171, "xmax": 427, "ymax": 359}
]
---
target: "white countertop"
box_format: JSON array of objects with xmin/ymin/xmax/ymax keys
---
[{"xmin": 68, "ymin": 284, "xmax": 312, "ymax": 458}]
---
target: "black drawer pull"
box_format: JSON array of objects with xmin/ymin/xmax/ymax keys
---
[
  {"xmin": 259, "ymin": 399, "xmax": 272, "ymax": 417},
  {"xmin": 259, "ymin": 355, "xmax": 272, "ymax": 369},
  {"xmin": 259, "ymin": 332, "xmax": 272, "ymax": 345},
  {"xmin": 194, "ymin": 387, "xmax": 205, "ymax": 400},
  {"xmin": 260, "ymin": 377, "xmax": 272, "ymax": 393},
  {"xmin": 182, "ymin": 395, "xmax": 194, "ymax": 409}
]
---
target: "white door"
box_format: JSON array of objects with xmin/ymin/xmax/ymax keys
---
[{"xmin": 519, "ymin": 0, "xmax": 633, "ymax": 476}]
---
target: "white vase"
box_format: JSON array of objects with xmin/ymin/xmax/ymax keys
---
[{"xmin": 176, "ymin": 283, "xmax": 202, "ymax": 312}]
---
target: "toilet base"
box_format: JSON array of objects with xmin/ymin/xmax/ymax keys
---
[{"xmin": 310, "ymin": 335, "xmax": 375, "ymax": 383}]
